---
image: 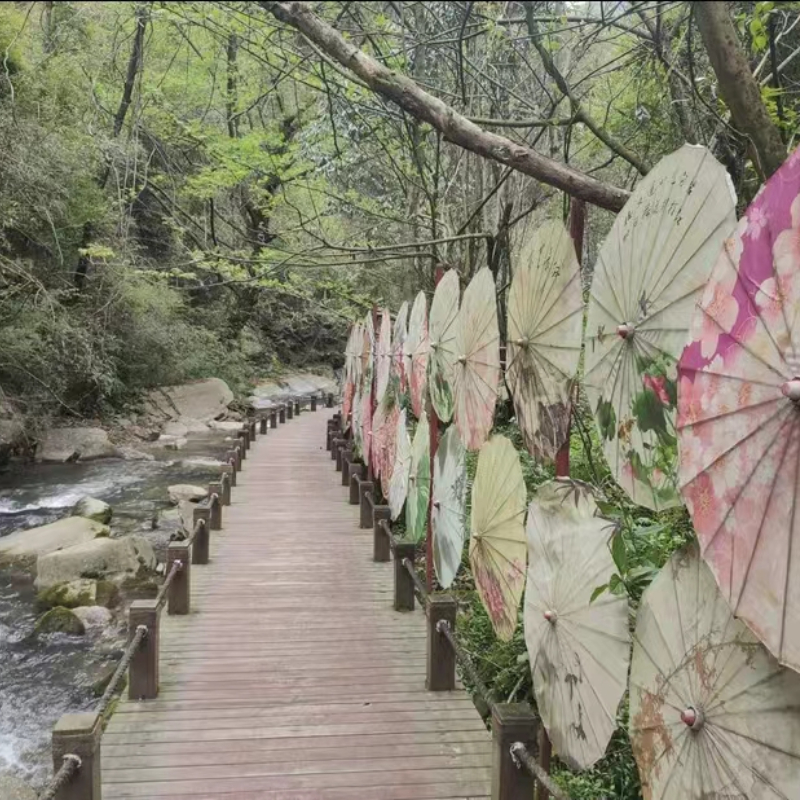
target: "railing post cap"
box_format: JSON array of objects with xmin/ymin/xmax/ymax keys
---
[
  {"xmin": 54, "ymin": 712, "xmax": 102, "ymax": 736},
  {"xmin": 428, "ymin": 593, "xmax": 457, "ymax": 610},
  {"xmin": 492, "ymin": 702, "xmax": 538, "ymax": 728}
]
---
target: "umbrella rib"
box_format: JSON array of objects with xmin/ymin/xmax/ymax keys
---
[
  {"xmin": 583, "ymin": 335, "xmax": 624, "ymax": 384},
  {"xmin": 527, "ymin": 266, "xmax": 583, "ymax": 342},
  {"xmin": 631, "ymin": 632, "xmax": 690, "ymax": 710},
  {"xmin": 677, "ymin": 363, "xmax": 778, "ymax": 391},
  {"xmin": 779, "ymin": 422, "xmax": 800, "ymax": 657},
  {"xmin": 594, "ymin": 252, "xmax": 628, "ymax": 325},
  {"xmin": 705, "ymin": 657, "xmax": 785, "ymax": 716},
  {"xmin": 699, "ymin": 726, "xmax": 752, "ymax": 799},
  {"xmin": 649, "ymin": 725, "xmax": 693, "ymax": 796}
]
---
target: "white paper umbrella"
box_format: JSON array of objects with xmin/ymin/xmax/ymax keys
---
[
  {"xmin": 432, "ymin": 425, "xmax": 467, "ymax": 589},
  {"xmin": 376, "ymin": 308, "xmax": 392, "ymax": 404},
  {"xmin": 352, "ymin": 386, "xmax": 363, "ymax": 458},
  {"xmin": 584, "ymin": 144, "xmax": 736, "ymax": 511},
  {"xmin": 392, "ymin": 301, "xmax": 409, "ymax": 391},
  {"xmin": 389, "ymin": 408, "xmax": 411, "ymax": 520},
  {"xmin": 406, "ymin": 413, "xmax": 430, "ymax": 543},
  {"xmin": 405, "ymin": 291, "xmax": 429, "ymax": 419},
  {"xmin": 453, "ymin": 268, "xmax": 500, "ymax": 451},
  {"xmin": 470, "ymin": 434, "xmax": 526, "ymax": 641},
  {"xmin": 361, "ymin": 311, "xmax": 374, "ymax": 392},
  {"xmin": 524, "ymin": 480, "xmax": 629, "ymax": 770},
  {"xmin": 630, "ymin": 545, "xmax": 800, "ymax": 799},
  {"xmin": 371, "ymin": 400, "xmax": 388, "ymax": 481},
  {"xmin": 428, "ymin": 270, "xmax": 460, "ymax": 422},
  {"xmin": 507, "ymin": 220, "xmax": 583, "ymax": 460}
]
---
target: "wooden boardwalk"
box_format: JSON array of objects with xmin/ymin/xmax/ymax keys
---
[{"xmin": 101, "ymin": 408, "xmax": 492, "ymax": 799}]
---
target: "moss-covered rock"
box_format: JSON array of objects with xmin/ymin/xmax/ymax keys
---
[
  {"xmin": 35, "ymin": 579, "xmax": 96, "ymax": 611},
  {"xmin": 96, "ymin": 579, "xmax": 120, "ymax": 608},
  {"xmin": 72, "ymin": 496, "xmax": 113, "ymax": 524},
  {"xmin": 34, "ymin": 606, "xmax": 86, "ymax": 636}
]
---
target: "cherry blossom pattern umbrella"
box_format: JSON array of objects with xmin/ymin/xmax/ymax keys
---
[
  {"xmin": 524, "ymin": 480, "xmax": 629, "ymax": 770},
  {"xmin": 360, "ymin": 312, "xmax": 375, "ymax": 467},
  {"xmin": 361, "ymin": 311, "xmax": 374, "ymax": 389},
  {"xmin": 379, "ymin": 402, "xmax": 400, "ymax": 500},
  {"xmin": 406, "ymin": 414, "xmax": 431, "ymax": 543},
  {"xmin": 371, "ymin": 400, "xmax": 388, "ymax": 482},
  {"xmin": 405, "ymin": 291, "xmax": 429, "ymax": 418},
  {"xmin": 507, "ymin": 220, "xmax": 583, "ymax": 460},
  {"xmin": 392, "ymin": 301, "xmax": 409, "ymax": 391},
  {"xmin": 428, "ymin": 270, "xmax": 460, "ymax": 422},
  {"xmin": 376, "ymin": 308, "xmax": 392, "ymax": 404},
  {"xmin": 584, "ymin": 144, "xmax": 736, "ymax": 511},
  {"xmin": 453, "ymin": 268, "xmax": 501, "ymax": 451},
  {"xmin": 678, "ymin": 149, "xmax": 800, "ymax": 670},
  {"xmin": 352, "ymin": 386, "xmax": 364, "ymax": 459},
  {"xmin": 389, "ymin": 408, "xmax": 411, "ymax": 520},
  {"xmin": 470, "ymin": 434, "xmax": 526, "ymax": 641},
  {"xmin": 630, "ymin": 545, "xmax": 800, "ymax": 799},
  {"xmin": 432, "ymin": 425, "xmax": 468, "ymax": 589}
]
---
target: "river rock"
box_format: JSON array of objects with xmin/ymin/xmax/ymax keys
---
[
  {"xmin": 36, "ymin": 535, "xmax": 157, "ymax": 588},
  {"xmin": 37, "ymin": 426, "xmax": 119, "ymax": 462},
  {"xmin": 209, "ymin": 420, "xmax": 244, "ymax": 432},
  {"xmin": 0, "ymin": 517, "xmax": 109, "ymax": 559},
  {"xmin": 117, "ymin": 445, "xmax": 155, "ymax": 461},
  {"xmin": 147, "ymin": 378, "xmax": 234, "ymax": 422},
  {"xmin": 73, "ymin": 605, "xmax": 113, "ymax": 632},
  {"xmin": 34, "ymin": 606, "xmax": 85, "ymax": 635},
  {"xmin": 0, "ymin": 774, "xmax": 36, "ymax": 800},
  {"xmin": 168, "ymin": 484, "xmax": 207, "ymax": 504},
  {"xmin": 35, "ymin": 578, "xmax": 119, "ymax": 610},
  {"xmin": 72, "ymin": 496, "xmax": 112, "ymax": 524},
  {"xmin": 158, "ymin": 434, "xmax": 187, "ymax": 450}
]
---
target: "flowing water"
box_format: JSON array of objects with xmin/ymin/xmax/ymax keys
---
[{"xmin": 0, "ymin": 431, "xmax": 234, "ymax": 787}]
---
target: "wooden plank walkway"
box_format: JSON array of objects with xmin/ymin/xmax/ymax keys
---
[{"xmin": 101, "ymin": 408, "xmax": 492, "ymax": 799}]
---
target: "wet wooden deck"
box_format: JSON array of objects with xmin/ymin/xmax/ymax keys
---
[{"xmin": 101, "ymin": 408, "xmax": 491, "ymax": 799}]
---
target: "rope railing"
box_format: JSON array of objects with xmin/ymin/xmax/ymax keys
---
[
  {"xmin": 511, "ymin": 742, "xmax": 573, "ymax": 800},
  {"xmin": 38, "ymin": 754, "xmax": 82, "ymax": 800},
  {"xmin": 95, "ymin": 624, "xmax": 148, "ymax": 717},
  {"xmin": 402, "ymin": 558, "xmax": 428, "ymax": 605},
  {"xmin": 155, "ymin": 559, "xmax": 183, "ymax": 610},
  {"xmin": 187, "ymin": 516, "xmax": 206, "ymax": 546},
  {"xmin": 435, "ymin": 619, "xmax": 493, "ymax": 715}
]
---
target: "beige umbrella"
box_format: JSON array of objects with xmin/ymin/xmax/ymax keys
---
[
  {"xmin": 406, "ymin": 414, "xmax": 431, "ymax": 543},
  {"xmin": 524, "ymin": 480, "xmax": 629, "ymax": 770},
  {"xmin": 371, "ymin": 400, "xmax": 388, "ymax": 482},
  {"xmin": 470, "ymin": 434, "xmax": 526, "ymax": 641},
  {"xmin": 432, "ymin": 425, "xmax": 468, "ymax": 589},
  {"xmin": 507, "ymin": 220, "xmax": 583, "ymax": 460},
  {"xmin": 584, "ymin": 144, "xmax": 736, "ymax": 511},
  {"xmin": 428, "ymin": 270, "xmax": 460, "ymax": 422},
  {"xmin": 405, "ymin": 291, "xmax": 429, "ymax": 419},
  {"xmin": 392, "ymin": 300, "xmax": 409, "ymax": 391},
  {"xmin": 351, "ymin": 386, "xmax": 363, "ymax": 459},
  {"xmin": 453, "ymin": 268, "xmax": 501, "ymax": 451},
  {"xmin": 389, "ymin": 408, "xmax": 411, "ymax": 520},
  {"xmin": 630, "ymin": 545, "xmax": 800, "ymax": 799},
  {"xmin": 376, "ymin": 308, "xmax": 392, "ymax": 404}
]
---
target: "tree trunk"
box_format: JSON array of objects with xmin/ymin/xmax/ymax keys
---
[
  {"xmin": 694, "ymin": 1, "xmax": 786, "ymax": 178},
  {"xmin": 260, "ymin": 1, "xmax": 630, "ymax": 212}
]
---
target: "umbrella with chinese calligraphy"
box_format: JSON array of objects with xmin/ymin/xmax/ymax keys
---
[
  {"xmin": 432, "ymin": 425, "xmax": 467, "ymax": 589},
  {"xmin": 406, "ymin": 414, "xmax": 431, "ymax": 543}
]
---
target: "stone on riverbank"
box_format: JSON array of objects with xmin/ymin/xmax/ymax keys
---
[
  {"xmin": 36, "ymin": 578, "xmax": 120, "ymax": 611},
  {"xmin": 72, "ymin": 496, "xmax": 113, "ymax": 524},
  {"xmin": 147, "ymin": 378, "xmax": 233, "ymax": 422},
  {"xmin": 0, "ymin": 517, "xmax": 109, "ymax": 560},
  {"xmin": 167, "ymin": 484, "xmax": 207, "ymax": 504},
  {"xmin": 73, "ymin": 605, "xmax": 113, "ymax": 632},
  {"xmin": 37, "ymin": 427, "xmax": 119, "ymax": 462},
  {"xmin": 34, "ymin": 606, "xmax": 85, "ymax": 636}
]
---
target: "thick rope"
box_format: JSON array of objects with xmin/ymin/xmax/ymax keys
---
[
  {"xmin": 402, "ymin": 558, "xmax": 428, "ymax": 605},
  {"xmin": 155, "ymin": 559, "xmax": 183, "ymax": 611},
  {"xmin": 510, "ymin": 742, "xmax": 572, "ymax": 800},
  {"xmin": 38, "ymin": 754, "xmax": 82, "ymax": 800},
  {"xmin": 436, "ymin": 619, "xmax": 493, "ymax": 712},
  {"xmin": 94, "ymin": 624, "xmax": 148, "ymax": 717},
  {"xmin": 187, "ymin": 517, "xmax": 205, "ymax": 546}
]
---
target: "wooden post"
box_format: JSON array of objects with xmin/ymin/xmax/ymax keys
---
[
  {"xmin": 259, "ymin": 414, "xmax": 267, "ymax": 434},
  {"xmin": 394, "ymin": 542, "xmax": 416, "ymax": 611},
  {"xmin": 427, "ymin": 595, "xmax": 457, "ymax": 691},
  {"xmin": 166, "ymin": 542, "xmax": 190, "ymax": 615},
  {"xmin": 249, "ymin": 418, "xmax": 257, "ymax": 441},
  {"xmin": 287, "ymin": 401, "xmax": 294, "ymax": 420},
  {"xmin": 270, "ymin": 410, "xmax": 277, "ymax": 428},
  {"xmin": 279, "ymin": 406, "xmax": 286, "ymax": 424},
  {"xmin": 52, "ymin": 712, "xmax": 102, "ymax": 800},
  {"xmin": 207, "ymin": 484, "xmax": 222, "ymax": 530},
  {"xmin": 349, "ymin": 463, "xmax": 364, "ymax": 504},
  {"xmin": 341, "ymin": 448, "xmax": 353, "ymax": 484},
  {"xmin": 333, "ymin": 438, "xmax": 346, "ymax": 468},
  {"xmin": 233, "ymin": 444, "xmax": 242, "ymax": 471},
  {"xmin": 220, "ymin": 468, "xmax": 232, "ymax": 504},
  {"xmin": 326, "ymin": 392, "xmax": 334, "ymax": 407},
  {"xmin": 223, "ymin": 458, "xmax": 237, "ymax": 488},
  {"xmin": 359, "ymin": 480, "xmax": 374, "ymax": 528},
  {"xmin": 311, "ymin": 395, "xmax": 317, "ymax": 411},
  {"xmin": 192, "ymin": 507, "xmax": 211, "ymax": 565},
  {"xmin": 294, "ymin": 399, "xmax": 300, "ymax": 415},
  {"xmin": 237, "ymin": 430, "xmax": 248, "ymax": 458},
  {"xmin": 128, "ymin": 600, "xmax": 159, "ymax": 700},
  {"xmin": 491, "ymin": 704, "xmax": 539, "ymax": 800},
  {"xmin": 373, "ymin": 506, "xmax": 392, "ymax": 562}
]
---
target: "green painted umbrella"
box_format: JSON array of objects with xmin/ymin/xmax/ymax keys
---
[
  {"xmin": 432, "ymin": 425, "xmax": 468, "ymax": 589},
  {"xmin": 428, "ymin": 270, "xmax": 460, "ymax": 422},
  {"xmin": 470, "ymin": 434, "xmax": 526, "ymax": 641},
  {"xmin": 406, "ymin": 413, "xmax": 431, "ymax": 543}
]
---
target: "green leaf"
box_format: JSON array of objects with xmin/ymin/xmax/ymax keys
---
[
  {"xmin": 590, "ymin": 584, "xmax": 608, "ymax": 603},
  {"xmin": 611, "ymin": 532, "xmax": 628, "ymax": 573}
]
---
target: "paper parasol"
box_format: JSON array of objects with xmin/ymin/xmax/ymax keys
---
[
  {"xmin": 389, "ymin": 408, "xmax": 411, "ymax": 520},
  {"xmin": 376, "ymin": 308, "xmax": 392, "ymax": 404},
  {"xmin": 392, "ymin": 301, "xmax": 409, "ymax": 391},
  {"xmin": 342, "ymin": 323, "xmax": 361, "ymax": 427},
  {"xmin": 360, "ymin": 389, "xmax": 373, "ymax": 471},
  {"xmin": 406, "ymin": 413, "xmax": 431, "ymax": 543},
  {"xmin": 405, "ymin": 291, "xmax": 430, "ymax": 418},
  {"xmin": 453, "ymin": 268, "xmax": 501, "ymax": 451},
  {"xmin": 351, "ymin": 385, "xmax": 363, "ymax": 458},
  {"xmin": 507, "ymin": 220, "xmax": 583, "ymax": 460},
  {"xmin": 379, "ymin": 402, "xmax": 400, "ymax": 500},
  {"xmin": 432, "ymin": 425, "xmax": 467, "ymax": 589},
  {"xmin": 630, "ymin": 545, "xmax": 800, "ymax": 799},
  {"xmin": 371, "ymin": 400, "xmax": 387, "ymax": 481},
  {"xmin": 584, "ymin": 144, "xmax": 736, "ymax": 511},
  {"xmin": 524, "ymin": 480, "xmax": 629, "ymax": 770},
  {"xmin": 678, "ymin": 150, "xmax": 800, "ymax": 670},
  {"xmin": 428, "ymin": 270, "xmax": 460, "ymax": 422},
  {"xmin": 361, "ymin": 311, "xmax": 374, "ymax": 390},
  {"xmin": 470, "ymin": 434, "xmax": 526, "ymax": 641}
]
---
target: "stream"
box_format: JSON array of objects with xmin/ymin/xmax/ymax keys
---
[{"xmin": 0, "ymin": 431, "xmax": 234, "ymax": 788}]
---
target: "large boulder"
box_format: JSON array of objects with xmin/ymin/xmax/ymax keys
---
[
  {"xmin": 72, "ymin": 605, "xmax": 114, "ymax": 633},
  {"xmin": 167, "ymin": 484, "xmax": 207, "ymax": 504},
  {"xmin": 147, "ymin": 378, "xmax": 233, "ymax": 423},
  {"xmin": 0, "ymin": 517, "xmax": 109, "ymax": 559},
  {"xmin": 117, "ymin": 446, "xmax": 155, "ymax": 461},
  {"xmin": 35, "ymin": 578, "xmax": 119, "ymax": 610},
  {"xmin": 36, "ymin": 535, "xmax": 156, "ymax": 589},
  {"xmin": 208, "ymin": 420, "xmax": 244, "ymax": 432},
  {"xmin": 34, "ymin": 606, "xmax": 85, "ymax": 636},
  {"xmin": 72, "ymin": 496, "xmax": 112, "ymax": 524},
  {"xmin": 37, "ymin": 427, "xmax": 118, "ymax": 463}
]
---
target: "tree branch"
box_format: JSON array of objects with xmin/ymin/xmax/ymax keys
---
[{"xmin": 260, "ymin": 1, "xmax": 631, "ymax": 212}]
